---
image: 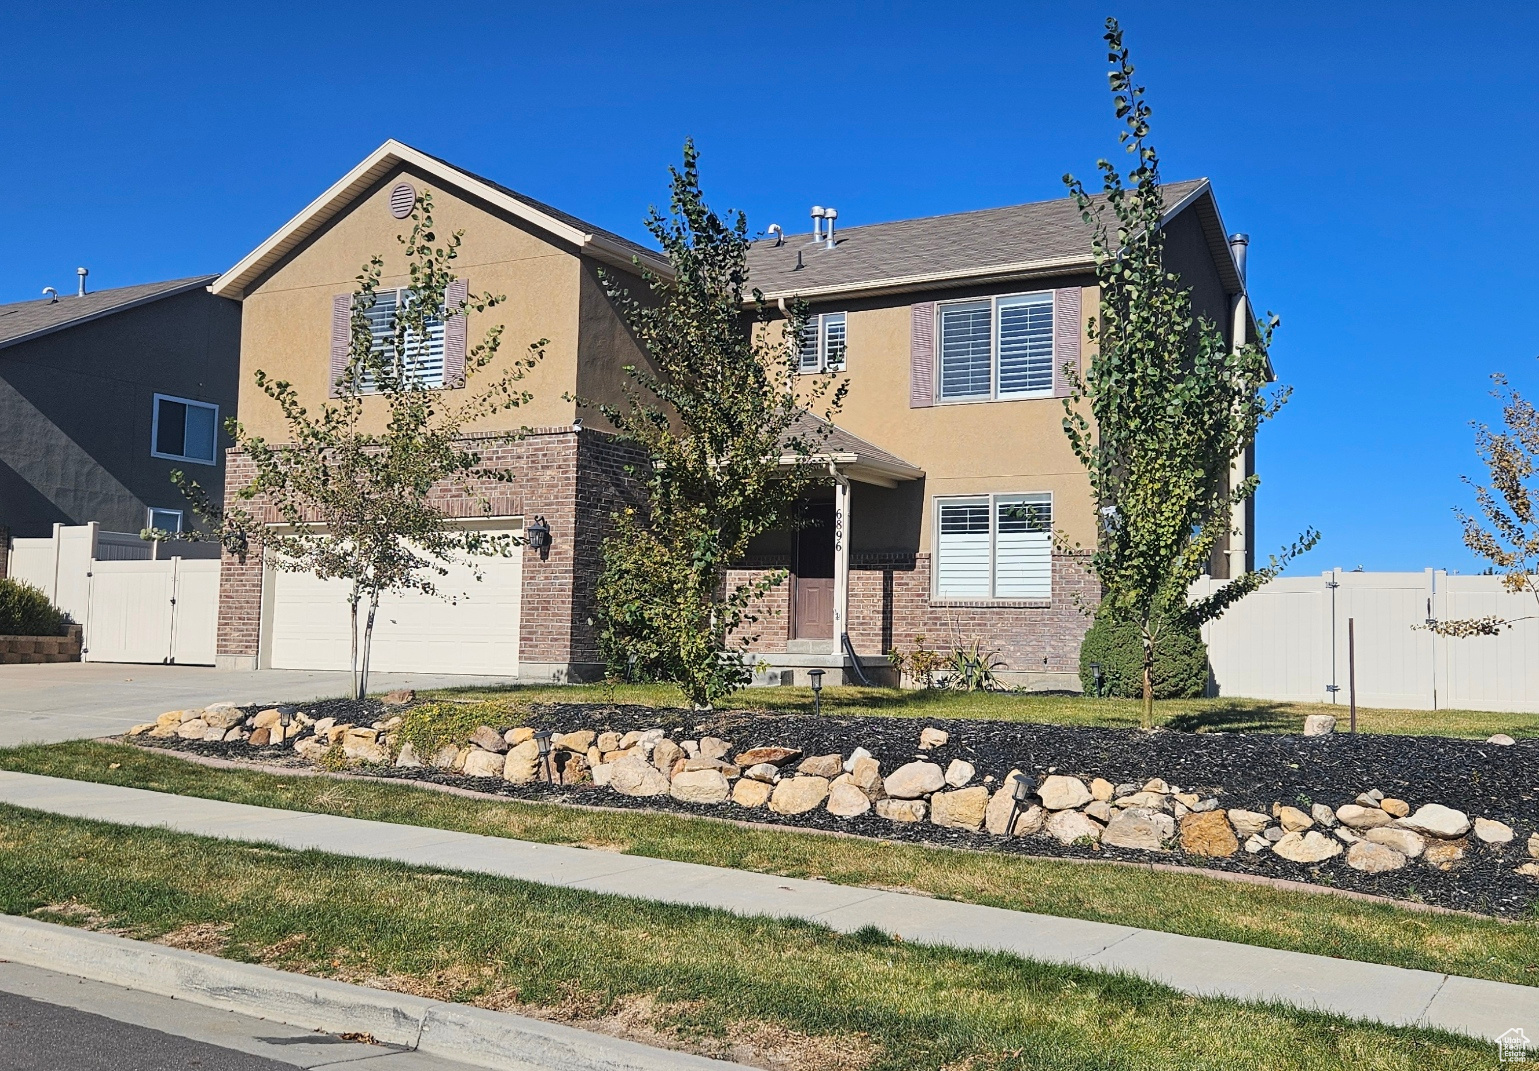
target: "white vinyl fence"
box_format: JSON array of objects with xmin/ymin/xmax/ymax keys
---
[
  {"xmin": 1194, "ymin": 569, "xmax": 1539, "ymax": 712},
  {"xmin": 6, "ymin": 523, "xmax": 219, "ymax": 665}
]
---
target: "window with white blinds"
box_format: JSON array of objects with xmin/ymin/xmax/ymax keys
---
[
  {"xmin": 934, "ymin": 493, "xmax": 1053, "ymax": 599},
  {"xmin": 358, "ymin": 289, "xmax": 445, "ymax": 392},
  {"xmin": 798, "ymin": 312, "xmax": 847, "ymax": 373},
  {"xmin": 937, "ymin": 291, "xmax": 1055, "ymax": 401}
]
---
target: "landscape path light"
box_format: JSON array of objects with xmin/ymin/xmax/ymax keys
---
[
  {"xmin": 808, "ymin": 669, "xmax": 824, "ymax": 718},
  {"xmin": 534, "ymin": 729, "xmax": 555, "ymax": 783},
  {"xmin": 1089, "ymin": 662, "xmax": 1103, "ymax": 697},
  {"xmin": 1007, "ymin": 773, "xmax": 1038, "ymax": 837}
]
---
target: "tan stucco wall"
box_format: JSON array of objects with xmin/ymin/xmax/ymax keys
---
[
  {"xmin": 236, "ymin": 165, "xmax": 598, "ymax": 440},
  {"xmin": 574, "ymin": 258, "xmax": 655, "ymax": 431},
  {"xmin": 784, "ymin": 280, "xmax": 1099, "ymax": 554}
]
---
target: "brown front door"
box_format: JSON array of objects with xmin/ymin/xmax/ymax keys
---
[{"xmin": 792, "ymin": 503, "xmax": 835, "ymax": 640}]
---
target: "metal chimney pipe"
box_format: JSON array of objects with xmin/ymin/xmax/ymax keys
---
[
  {"xmin": 824, "ymin": 207, "xmax": 838, "ymax": 250},
  {"xmin": 76, "ymin": 267, "xmax": 88, "ymax": 296},
  {"xmin": 810, "ymin": 206, "xmax": 825, "ymax": 242},
  {"xmin": 1227, "ymin": 234, "xmax": 1249, "ymax": 283}
]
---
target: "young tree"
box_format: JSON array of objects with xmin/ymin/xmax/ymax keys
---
[
  {"xmin": 1426, "ymin": 367, "xmax": 1539, "ymax": 636},
  {"xmin": 1062, "ymin": 19, "xmax": 1317, "ymax": 727},
  {"xmin": 174, "ymin": 191, "xmax": 546, "ymax": 699},
  {"xmin": 592, "ymin": 141, "xmax": 846, "ymax": 709}
]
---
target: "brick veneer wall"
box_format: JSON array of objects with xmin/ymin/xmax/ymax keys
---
[
  {"xmin": 731, "ymin": 552, "xmax": 1098, "ymax": 677},
  {"xmin": 215, "ymin": 428, "xmax": 644, "ymax": 674}
]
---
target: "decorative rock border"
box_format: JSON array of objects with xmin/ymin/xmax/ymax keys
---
[{"xmin": 128, "ymin": 701, "xmax": 1537, "ymax": 912}]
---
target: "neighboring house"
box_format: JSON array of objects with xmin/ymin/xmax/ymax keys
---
[
  {"xmin": 209, "ymin": 140, "xmax": 1255, "ymax": 688},
  {"xmin": 0, "ymin": 277, "xmax": 241, "ymax": 554}
]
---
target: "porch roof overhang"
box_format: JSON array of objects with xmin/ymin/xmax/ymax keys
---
[{"xmin": 776, "ymin": 412, "xmax": 923, "ymax": 488}]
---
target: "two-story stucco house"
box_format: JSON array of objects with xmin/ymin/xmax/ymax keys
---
[{"xmin": 210, "ymin": 140, "xmax": 1255, "ymax": 688}]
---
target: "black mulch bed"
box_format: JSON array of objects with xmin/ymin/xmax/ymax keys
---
[{"xmin": 132, "ymin": 698, "xmax": 1539, "ymax": 918}]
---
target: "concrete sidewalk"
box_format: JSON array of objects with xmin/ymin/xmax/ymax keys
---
[
  {"xmin": 0, "ymin": 770, "xmax": 1530, "ymax": 1043},
  {"xmin": 0, "ymin": 663, "xmax": 517, "ymax": 746}
]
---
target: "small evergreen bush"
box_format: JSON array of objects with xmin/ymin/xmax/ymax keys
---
[
  {"xmin": 0, "ymin": 578, "xmax": 67, "ymax": 637},
  {"xmin": 1078, "ymin": 612, "xmax": 1208, "ymax": 700}
]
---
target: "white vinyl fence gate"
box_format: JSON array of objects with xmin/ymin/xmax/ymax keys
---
[
  {"xmin": 1194, "ymin": 569, "xmax": 1539, "ymax": 713},
  {"xmin": 6, "ymin": 523, "xmax": 220, "ymax": 665}
]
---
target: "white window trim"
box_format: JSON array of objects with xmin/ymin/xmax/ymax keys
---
[
  {"xmin": 796, "ymin": 311, "xmax": 847, "ymax": 374},
  {"xmin": 932, "ymin": 491, "xmax": 1054, "ymax": 602},
  {"xmin": 934, "ymin": 290, "xmax": 1055, "ymax": 404},
  {"xmin": 147, "ymin": 507, "xmax": 184, "ymax": 533},
  {"xmin": 150, "ymin": 393, "xmax": 220, "ymax": 465}
]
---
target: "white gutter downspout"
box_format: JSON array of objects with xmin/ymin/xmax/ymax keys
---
[{"xmin": 830, "ymin": 463, "xmax": 851, "ymax": 668}]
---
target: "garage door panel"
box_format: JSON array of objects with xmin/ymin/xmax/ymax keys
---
[{"xmin": 268, "ymin": 546, "xmax": 520, "ymax": 676}]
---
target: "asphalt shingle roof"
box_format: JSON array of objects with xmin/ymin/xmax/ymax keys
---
[
  {"xmin": 744, "ymin": 179, "xmax": 1207, "ymax": 299},
  {"xmin": 0, "ymin": 276, "xmax": 217, "ymax": 351},
  {"xmin": 781, "ymin": 410, "xmax": 921, "ymax": 475}
]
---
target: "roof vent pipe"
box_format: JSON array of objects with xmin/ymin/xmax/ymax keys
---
[
  {"xmin": 42, "ymin": 287, "xmax": 58, "ymax": 303},
  {"xmin": 76, "ymin": 267, "xmax": 88, "ymax": 296},
  {"xmin": 824, "ymin": 207, "xmax": 838, "ymax": 250},
  {"xmin": 766, "ymin": 223, "xmax": 784, "ymax": 247},
  {"xmin": 810, "ymin": 206, "xmax": 825, "ymax": 242},
  {"xmin": 1227, "ymin": 234, "xmax": 1249, "ymax": 283}
]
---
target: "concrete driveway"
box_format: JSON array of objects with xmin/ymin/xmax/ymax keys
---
[{"xmin": 0, "ymin": 663, "xmax": 519, "ymax": 747}]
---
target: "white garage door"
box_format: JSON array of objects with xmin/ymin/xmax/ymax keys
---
[{"xmin": 268, "ymin": 544, "xmax": 520, "ymax": 675}]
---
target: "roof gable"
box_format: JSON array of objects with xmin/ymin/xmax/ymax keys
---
[
  {"xmin": 0, "ymin": 276, "xmax": 217, "ymax": 352},
  {"xmin": 209, "ymin": 140, "xmax": 670, "ymax": 300}
]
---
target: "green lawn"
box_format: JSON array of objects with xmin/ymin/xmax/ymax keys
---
[
  {"xmin": 423, "ymin": 680, "xmax": 1539, "ymax": 739},
  {"xmin": 8, "ymin": 741, "xmax": 1538, "ymax": 990},
  {"xmin": 0, "ymin": 803, "xmax": 1494, "ymax": 1070}
]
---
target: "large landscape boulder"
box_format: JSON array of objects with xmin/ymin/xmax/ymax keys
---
[
  {"xmin": 1271, "ymin": 830, "xmax": 1343, "ymax": 863},
  {"xmin": 884, "ymin": 761, "xmax": 945, "ymax": 799},
  {"xmin": 875, "ymin": 799, "xmax": 926, "ymax": 823},
  {"xmin": 731, "ymin": 779, "xmax": 771, "ymax": 808},
  {"xmin": 503, "ymin": 739, "xmax": 541, "ymax": 783},
  {"xmin": 670, "ymin": 769, "xmax": 731, "ymax": 804},
  {"xmin": 826, "ymin": 780, "xmax": 872, "ymax": 818},
  {"xmin": 461, "ymin": 749, "xmax": 504, "ymax": 778},
  {"xmin": 1038, "ymin": 775, "xmax": 1092, "ymax": 811},
  {"xmin": 1102, "ymin": 808, "xmax": 1174, "ymax": 851},
  {"xmin": 1365, "ymin": 827, "xmax": 1426, "ymax": 858},
  {"xmin": 734, "ymin": 746, "xmax": 801, "ymax": 768},
  {"xmin": 610, "ymin": 755, "xmax": 670, "ymax": 797},
  {"xmin": 1045, "ymin": 809, "xmax": 1102, "ymax": 845},
  {"xmin": 1398, "ymin": 804, "xmax": 1471, "ymax": 839},
  {"xmin": 770, "ymin": 776, "xmax": 830, "ymax": 815},
  {"xmin": 929, "ymin": 787, "xmax": 989, "ymax": 830},
  {"xmin": 1346, "ymin": 840, "xmax": 1406, "ymax": 873},
  {"xmin": 1335, "ymin": 804, "xmax": 1394, "ymax": 830},
  {"xmin": 1179, "ymin": 810, "xmax": 1238, "ymax": 857}
]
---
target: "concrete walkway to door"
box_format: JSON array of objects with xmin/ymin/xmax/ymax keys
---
[{"xmin": 0, "ymin": 663, "xmax": 518, "ymax": 747}]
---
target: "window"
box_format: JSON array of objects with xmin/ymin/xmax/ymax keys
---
[
  {"xmin": 358, "ymin": 288, "xmax": 445, "ymax": 391},
  {"xmin": 147, "ymin": 508, "xmax": 183, "ymax": 534},
  {"xmin": 937, "ymin": 292, "xmax": 1054, "ymax": 401},
  {"xmin": 151, "ymin": 394, "xmax": 218, "ymax": 464},
  {"xmin": 934, "ymin": 493, "xmax": 1052, "ymax": 599},
  {"xmin": 798, "ymin": 312, "xmax": 847, "ymax": 373}
]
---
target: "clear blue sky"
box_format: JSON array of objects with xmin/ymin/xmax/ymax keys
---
[{"xmin": 3, "ymin": 2, "xmax": 1530, "ymax": 575}]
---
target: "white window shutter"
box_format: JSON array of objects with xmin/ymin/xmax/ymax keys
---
[
  {"xmin": 994, "ymin": 495, "xmax": 1052, "ymax": 599},
  {"xmin": 935, "ymin": 499, "xmax": 991, "ymax": 597}
]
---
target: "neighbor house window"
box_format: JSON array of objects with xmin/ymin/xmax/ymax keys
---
[
  {"xmin": 937, "ymin": 292, "xmax": 1054, "ymax": 401},
  {"xmin": 147, "ymin": 508, "xmax": 183, "ymax": 534},
  {"xmin": 798, "ymin": 312, "xmax": 847, "ymax": 373},
  {"xmin": 359, "ymin": 288, "xmax": 445, "ymax": 391},
  {"xmin": 151, "ymin": 394, "xmax": 218, "ymax": 464},
  {"xmin": 934, "ymin": 493, "xmax": 1052, "ymax": 599}
]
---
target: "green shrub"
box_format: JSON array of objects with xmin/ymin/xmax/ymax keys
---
[
  {"xmin": 0, "ymin": 578, "xmax": 66, "ymax": 637},
  {"xmin": 1078, "ymin": 612, "xmax": 1208, "ymax": 699},
  {"xmin": 394, "ymin": 699, "xmax": 526, "ymax": 759}
]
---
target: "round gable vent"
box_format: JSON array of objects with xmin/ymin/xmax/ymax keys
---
[{"xmin": 389, "ymin": 182, "xmax": 416, "ymax": 219}]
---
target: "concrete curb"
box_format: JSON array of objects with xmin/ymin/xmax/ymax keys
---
[{"xmin": 0, "ymin": 915, "xmax": 749, "ymax": 1071}]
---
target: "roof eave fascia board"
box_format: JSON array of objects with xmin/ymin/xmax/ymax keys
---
[
  {"xmin": 776, "ymin": 451, "xmax": 923, "ymax": 483},
  {"xmin": 751, "ymin": 253, "xmax": 1096, "ymax": 305},
  {"xmin": 210, "ymin": 139, "xmax": 670, "ymax": 300},
  {"xmin": 0, "ymin": 277, "xmax": 218, "ymax": 353}
]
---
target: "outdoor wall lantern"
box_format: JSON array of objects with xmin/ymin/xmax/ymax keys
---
[
  {"xmin": 1006, "ymin": 774, "xmax": 1038, "ymax": 837},
  {"xmin": 526, "ymin": 516, "xmax": 552, "ymax": 560},
  {"xmin": 808, "ymin": 669, "xmax": 824, "ymax": 717},
  {"xmin": 534, "ymin": 729, "xmax": 555, "ymax": 783}
]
